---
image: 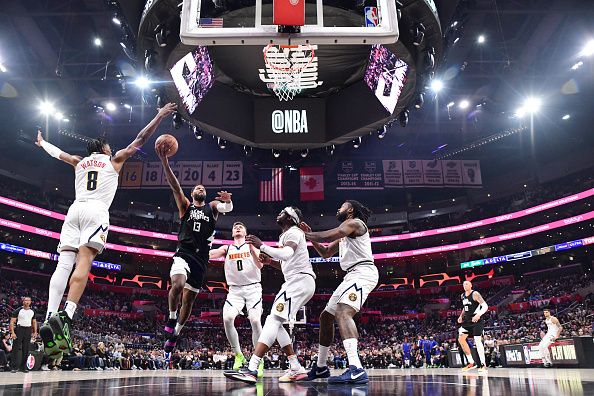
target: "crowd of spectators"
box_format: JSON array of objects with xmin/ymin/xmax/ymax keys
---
[{"xmin": 1, "ymin": 271, "xmax": 591, "ymax": 372}]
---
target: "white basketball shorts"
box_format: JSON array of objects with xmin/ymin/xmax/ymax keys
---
[
  {"xmin": 325, "ymin": 263, "xmax": 379, "ymax": 315},
  {"xmin": 58, "ymin": 200, "xmax": 109, "ymax": 254},
  {"xmin": 224, "ymin": 283, "xmax": 263, "ymax": 316},
  {"xmin": 271, "ymin": 273, "xmax": 315, "ymax": 321}
]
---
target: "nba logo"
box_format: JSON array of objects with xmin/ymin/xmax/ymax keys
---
[
  {"xmin": 27, "ymin": 354, "xmax": 35, "ymax": 370},
  {"xmin": 365, "ymin": 7, "xmax": 379, "ymax": 27}
]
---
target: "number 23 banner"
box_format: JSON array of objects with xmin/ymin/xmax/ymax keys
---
[{"xmin": 120, "ymin": 161, "xmax": 243, "ymax": 189}]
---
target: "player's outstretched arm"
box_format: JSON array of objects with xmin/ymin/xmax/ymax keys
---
[
  {"xmin": 36, "ymin": 130, "xmax": 82, "ymax": 167},
  {"xmin": 210, "ymin": 191, "xmax": 233, "ymax": 216},
  {"xmin": 299, "ymin": 222, "xmax": 339, "ymax": 259},
  {"xmin": 111, "ymin": 103, "xmax": 177, "ymax": 169},
  {"xmin": 246, "ymin": 235, "xmax": 296, "ymax": 262},
  {"xmin": 209, "ymin": 245, "xmax": 228, "ymax": 260},
  {"xmin": 303, "ymin": 218, "xmax": 360, "ymax": 244},
  {"xmin": 159, "ymin": 154, "xmax": 190, "ymax": 218}
]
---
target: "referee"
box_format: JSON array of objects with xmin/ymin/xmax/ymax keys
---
[{"xmin": 9, "ymin": 296, "xmax": 37, "ymax": 373}]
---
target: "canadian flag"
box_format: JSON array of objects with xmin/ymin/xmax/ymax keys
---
[{"xmin": 300, "ymin": 166, "xmax": 324, "ymax": 201}]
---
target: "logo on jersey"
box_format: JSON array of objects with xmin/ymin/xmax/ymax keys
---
[
  {"xmin": 348, "ymin": 293, "xmax": 358, "ymax": 302},
  {"xmin": 100, "ymin": 234, "xmax": 106, "ymax": 243},
  {"xmin": 276, "ymin": 303, "xmax": 285, "ymax": 312},
  {"xmin": 189, "ymin": 209, "xmax": 210, "ymax": 222}
]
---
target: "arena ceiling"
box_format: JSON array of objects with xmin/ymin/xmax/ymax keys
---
[{"xmin": 0, "ymin": 0, "xmax": 593, "ymax": 169}]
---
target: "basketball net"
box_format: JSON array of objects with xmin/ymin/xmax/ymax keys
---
[{"xmin": 263, "ymin": 44, "xmax": 315, "ymax": 101}]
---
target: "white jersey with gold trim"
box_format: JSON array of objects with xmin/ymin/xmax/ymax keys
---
[
  {"xmin": 74, "ymin": 153, "xmax": 119, "ymax": 207},
  {"xmin": 224, "ymin": 243, "xmax": 261, "ymax": 286}
]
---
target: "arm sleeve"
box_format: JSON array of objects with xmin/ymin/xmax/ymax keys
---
[
  {"xmin": 259, "ymin": 244, "xmax": 295, "ymax": 261},
  {"xmin": 475, "ymin": 302, "xmax": 488, "ymax": 316},
  {"xmin": 215, "ymin": 201, "xmax": 233, "ymax": 213},
  {"xmin": 40, "ymin": 140, "xmax": 64, "ymax": 159}
]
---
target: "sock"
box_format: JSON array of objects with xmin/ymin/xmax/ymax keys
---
[
  {"xmin": 248, "ymin": 354, "xmax": 262, "ymax": 372},
  {"xmin": 317, "ymin": 345, "xmax": 329, "ymax": 368},
  {"xmin": 169, "ymin": 311, "xmax": 177, "ymax": 320},
  {"xmin": 465, "ymin": 354, "xmax": 475, "ymax": 364},
  {"xmin": 174, "ymin": 323, "xmax": 184, "ymax": 336},
  {"xmin": 288, "ymin": 355, "xmax": 301, "ymax": 371},
  {"xmin": 47, "ymin": 251, "xmax": 75, "ymax": 320},
  {"xmin": 343, "ymin": 338, "xmax": 362, "ymax": 369},
  {"xmin": 64, "ymin": 301, "xmax": 77, "ymax": 320},
  {"xmin": 474, "ymin": 336, "xmax": 486, "ymax": 366}
]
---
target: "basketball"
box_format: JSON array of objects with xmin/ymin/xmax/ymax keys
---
[{"xmin": 155, "ymin": 134, "xmax": 178, "ymax": 157}]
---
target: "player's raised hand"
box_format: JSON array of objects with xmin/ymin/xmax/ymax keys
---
[
  {"xmin": 216, "ymin": 191, "xmax": 232, "ymax": 202},
  {"xmin": 298, "ymin": 222, "xmax": 311, "ymax": 233},
  {"xmin": 157, "ymin": 103, "xmax": 177, "ymax": 119},
  {"xmin": 246, "ymin": 234, "xmax": 263, "ymax": 249},
  {"xmin": 35, "ymin": 130, "xmax": 44, "ymax": 147}
]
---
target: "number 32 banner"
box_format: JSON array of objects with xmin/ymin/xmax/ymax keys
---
[{"xmin": 120, "ymin": 161, "xmax": 243, "ymax": 189}]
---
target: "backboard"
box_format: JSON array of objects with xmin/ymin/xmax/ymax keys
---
[{"xmin": 180, "ymin": 0, "xmax": 399, "ymax": 46}]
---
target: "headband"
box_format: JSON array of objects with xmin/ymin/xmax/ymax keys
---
[{"xmin": 284, "ymin": 207, "xmax": 300, "ymax": 225}]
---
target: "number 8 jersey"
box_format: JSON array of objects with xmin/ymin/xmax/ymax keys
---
[
  {"xmin": 224, "ymin": 244, "xmax": 261, "ymax": 286},
  {"xmin": 74, "ymin": 153, "xmax": 119, "ymax": 207}
]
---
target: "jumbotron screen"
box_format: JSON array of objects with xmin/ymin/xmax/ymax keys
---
[
  {"xmin": 170, "ymin": 46, "xmax": 214, "ymax": 114},
  {"xmin": 364, "ymin": 44, "xmax": 409, "ymax": 114}
]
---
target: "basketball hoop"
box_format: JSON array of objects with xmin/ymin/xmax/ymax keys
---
[{"xmin": 263, "ymin": 44, "xmax": 315, "ymax": 101}]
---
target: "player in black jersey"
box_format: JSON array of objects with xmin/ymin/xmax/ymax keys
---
[
  {"xmin": 158, "ymin": 149, "xmax": 233, "ymax": 353},
  {"xmin": 457, "ymin": 280, "xmax": 489, "ymax": 373}
]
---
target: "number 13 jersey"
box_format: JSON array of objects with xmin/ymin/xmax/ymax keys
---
[
  {"xmin": 74, "ymin": 153, "xmax": 119, "ymax": 207},
  {"xmin": 224, "ymin": 243, "xmax": 261, "ymax": 286}
]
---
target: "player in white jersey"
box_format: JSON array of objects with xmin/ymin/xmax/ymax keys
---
[
  {"xmin": 209, "ymin": 222, "xmax": 264, "ymax": 374},
  {"xmin": 539, "ymin": 308, "xmax": 562, "ymax": 367},
  {"xmin": 225, "ymin": 206, "xmax": 316, "ymax": 384},
  {"xmin": 300, "ymin": 200, "xmax": 378, "ymax": 384},
  {"xmin": 35, "ymin": 103, "xmax": 177, "ymax": 357}
]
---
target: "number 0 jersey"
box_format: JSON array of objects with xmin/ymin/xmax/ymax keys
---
[
  {"xmin": 224, "ymin": 243, "xmax": 261, "ymax": 286},
  {"xmin": 74, "ymin": 153, "xmax": 119, "ymax": 207}
]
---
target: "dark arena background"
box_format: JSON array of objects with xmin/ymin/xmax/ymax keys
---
[{"xmin": 0, "ymin": 0, "xmax": 593, "ymax": 394}]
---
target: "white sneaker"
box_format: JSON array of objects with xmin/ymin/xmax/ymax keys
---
[
  {"xmin": 279, "ymin": 367, "xmax": 308, "ymax": 383},
  {"xmin": 41, "ymin": 364, "xmax": 50, "ymax": 371}
]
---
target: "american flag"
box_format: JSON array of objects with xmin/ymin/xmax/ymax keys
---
[
  {"xmin": 259, "ymin": 168, "xmax": 283, "ymax": 202},
  {"xmin": 199, "ymin": 18, "xmax": 223, "ymax": 28}
]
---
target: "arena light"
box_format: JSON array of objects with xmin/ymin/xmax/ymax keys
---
[
  {"xmin": 571, "ymin": 61, "xmax": 583, "ymax": 70},
  {"xmin": 414, "ymin": 93, "xmax": 424, "ymax": 109},
  {"xmin": 398, "ymin": 109, "xmax": 409, "ymax": 127},
  {"xmin": 352, "ymin": 137, "xmax": 362, "ymax": 149},
  {"xmin": 580, "ymin": 39, "xmax": 594, "ymax": 57},
  {"xmin": 155, "ymin": 25, "xmax": 168, "ymax": 47},
  {"xmin": 300, "ymin": 149, "xmax": 309, "ymax": 158},
  {"xmin": 326, "ymin": 145, "xmax": 335, "ymax": 156},
  {"xmin": 62, "ymin": 118, "xmax": 70, "ymax": 122},
  {"xmin": 54, "ymin": 112, "xmax": 64, "ymax": 120},
  {"xmin": 172, "ymin": 112, "xmax": 183, "ymax": 129},
  {"xmin": 272, "ymin": 149, "xmax": 281, "ymax": 158},
  {"xmin": 93, "ymin": 37, "xmax": 102, "ymax": 47},
  {"xmin": 38, "ymin": 101, "xmax": 56, "ymax": 115},
  {"xmin": 562, "ymin": 114, "xmax": 571, "ymax": 120},
  {"xmin": 119, "ymin": 42, "xmax": 127, "ymax": 50},
  {"xmin": 516, "ymin": 97, "xmax": 541, "ymax": 117},
  {"xmin": 134, "ymin": 76, "xmax": 151, "ymax": 89},
  {"xmin": 0, "ymin": 59, "xmax": 7, "ymax": 73},
  {"xmin": 458, "ymin": 100, "xmax": 470, "ymax": 109},
  {"xmin": 105, "ymin": 102, "xmax": 117, "ymax": 112},
  {"xmin": 477, "ymin": 35, "xmax": 486, "ymax": 44},
  {"xmin": 112, "ymin": 16, "xmax": 121, "ymax": 25},
  {"xmin": 447, "ymin": 101, "xmax": 455, "ymax": 108},
  {"xmin": 217, "ymin": 137, "xmax": 227, "ymax": 149},
  {"xmin": 430, "ymin": 79, "xmax": 444, "ymax": 93},
  {"xmin": 193, "ymin": 125, "xmax": 203, "ymax": 140},
  {"xmin": 377, "ymin": 126, "xmax": 387, "ymax": 139},
  {"xmin": 412, "ymin": 23, "xmax": 425, "ymax": 46},
  {"xmin": 123, "ymin": 103, "xmax": 131, "ymax": 109},
  {"xmin": 243, "ymin": 145, "xmax": 253, "ymax": 156}
]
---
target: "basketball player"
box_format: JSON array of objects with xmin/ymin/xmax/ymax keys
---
[
  {"xmin": 299, "ymin": 200, "xmax": 378, "ymax": 384},
  {"xmin": 36, "ymin": 103, "xmax": 177, "ymax": 356},
  {"xmin": 539, "ymin": 308, "xmax": 562, "ymax": 368},
  {"xmin": 208, "ymin": 222, "xmax": 264, "ymax": 376},
  {"xmin": 225, "ymin": 207, "xmax": 315, "ymax": 384},
  {"xmin": 457, "ymin": 280, "xmax": 489, "ymax": 373},
  {"xmin": 158, "ymin": 150, "xmax": 233, "ymax": 354}
]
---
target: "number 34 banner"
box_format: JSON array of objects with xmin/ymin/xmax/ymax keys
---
[{"xmin": 119, "ymin": 161, "xmax": 243, "ymax": 189}]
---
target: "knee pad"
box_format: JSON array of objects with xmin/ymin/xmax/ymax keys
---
[{"xmin": 57, "ymin": 251, "xmax": 76, "ymax": 272}]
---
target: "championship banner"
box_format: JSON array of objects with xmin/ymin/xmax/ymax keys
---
[
  {"xmin": 443, "ymin": 160, "xmax": 463, "ymax": 185},
  {"xmin": 403, "ymin": 160, "xmax": 423, "ymax": 186},
  {"xmin": 461, "ymin": 160, "xmax": 482, "ymax": 187},
  {"xmin": 336, "ymin": 160, "xmax": 383, "ymax": 190},
  {"xmin": 300, "ymin": 166, "xmax": 324, "ymax": 201},
  {"xmin": 422, "ymin": 160, "xmax": 444, "ymax": 186}
]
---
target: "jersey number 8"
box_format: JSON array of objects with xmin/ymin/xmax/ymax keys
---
[{"xmin": 87, "ymin": 171, "xmax": 99, "ymax": 191}]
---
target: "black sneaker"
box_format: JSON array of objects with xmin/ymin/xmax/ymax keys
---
[
  {"xmin": 302, "ymin": 363, "xmax": 331, "ymax": 381},
  {"xmin": 163, "ymin": 318, "xmax": 177, "ymax": 336},
  {"xmin": 40, "ymin": 321, "xmax": 62, "ymax": 358},
  {"xmin": 164, "ymin": 335, "xmax": 178, "ymax": 353},
  {"xmin": 48, "ymin": 311, "xmax": 73, "ymax": 354}
]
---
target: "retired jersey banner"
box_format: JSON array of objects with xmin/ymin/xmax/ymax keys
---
[
  {"xmin": 334, "ymin": 160, "xmax": 482, "ymax": 189},
  {"xmin": 300, "ymin": 167, "xmax": 324, "ymax": 201},
  {"xmin": 119, "ymin": 161, "xmax": 242, "ymax": 189}
]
